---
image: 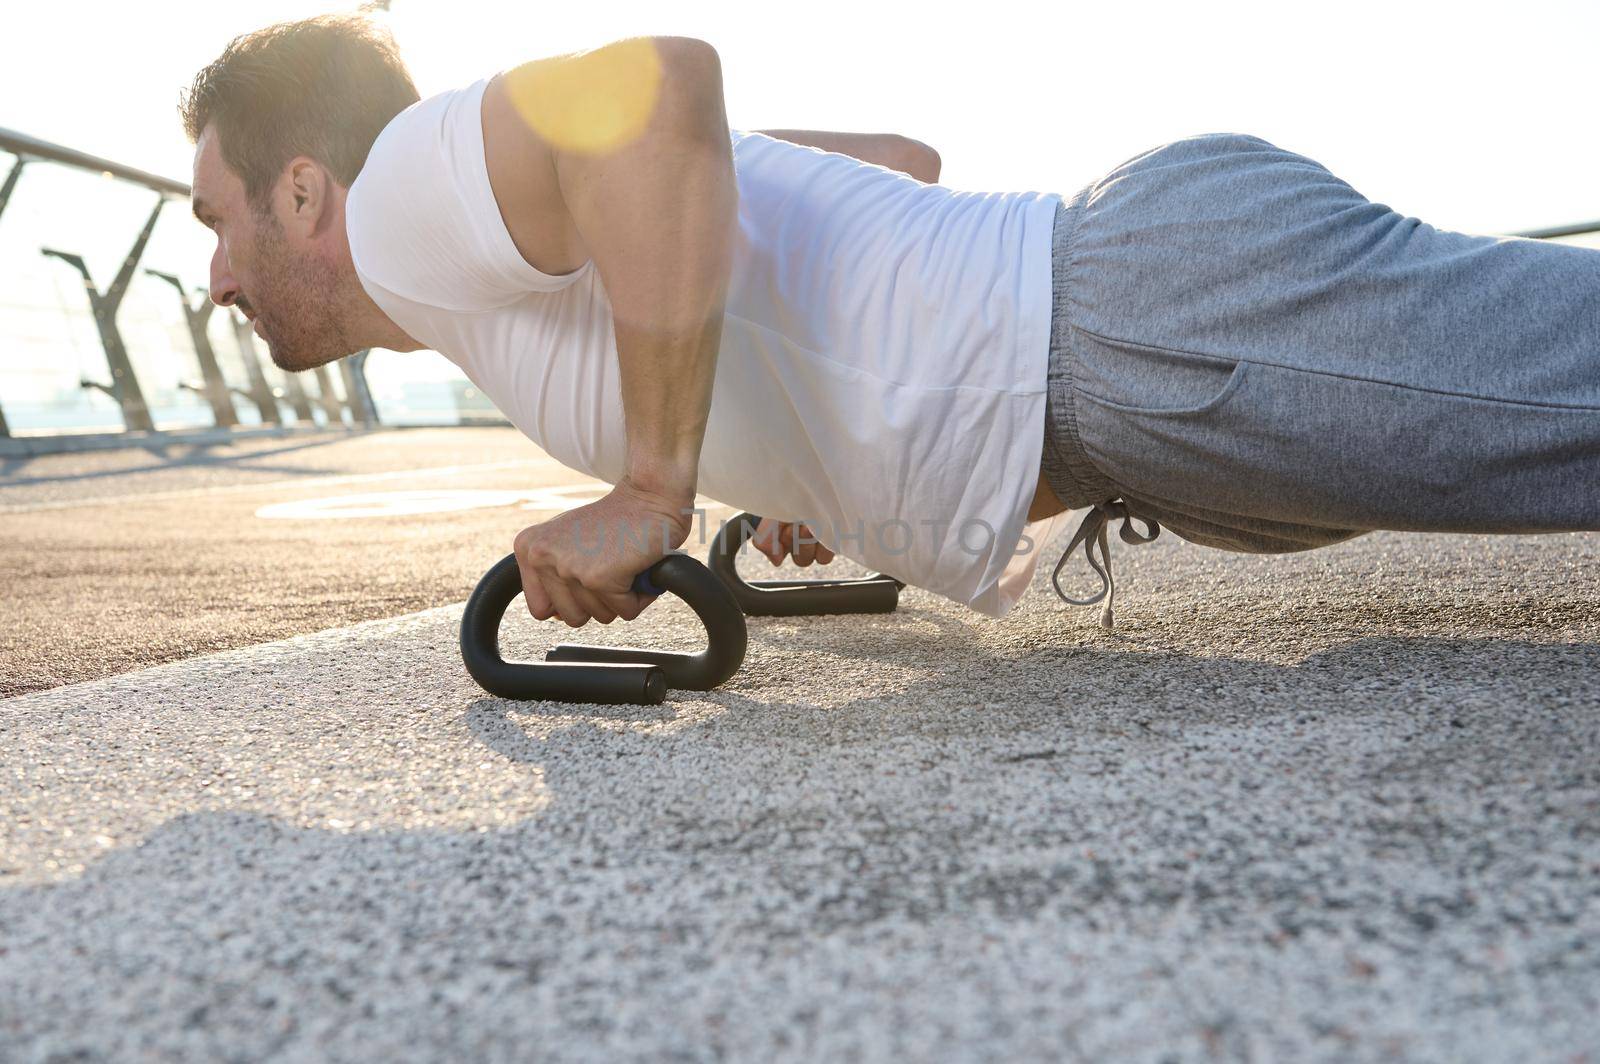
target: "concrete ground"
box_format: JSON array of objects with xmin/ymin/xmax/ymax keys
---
[
  {"xmin": 2, "ymin": 426, "xmax": 1597, "ymax": 1062},
  {"xmin": 0, "ymin": 426, "xmax": 596, "ymax": 697}
]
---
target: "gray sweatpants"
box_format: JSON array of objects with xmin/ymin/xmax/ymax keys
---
[{"xmin": 1040, "ymin": 133, "xmax": 1600, "ymax": 625}]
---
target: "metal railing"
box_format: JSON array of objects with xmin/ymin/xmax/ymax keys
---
[
  {"xmin": 1514, "ymin": 220, "xmax": 1600, "ymax": 240},
  {"xmin": 1, "ymin": 123, "xmax": 1594, "ymax": 448},
  {"xmin": 0, "ymin": 125, "xmax": 380, "ymax": 446}
]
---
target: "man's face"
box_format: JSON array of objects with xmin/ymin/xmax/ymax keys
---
[{"xmin": 190, "ymin": 127, "xmax": 347, "ymax": 372}]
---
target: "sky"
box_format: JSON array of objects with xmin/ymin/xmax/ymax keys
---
[{"xmin": 1, "ymin": 0, "xmax": 1596, "ymax": 429}]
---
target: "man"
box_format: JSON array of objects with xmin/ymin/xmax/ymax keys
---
[{"xmin": 183, "ymin": 15, "xmax": 1599, "ymax": 632}]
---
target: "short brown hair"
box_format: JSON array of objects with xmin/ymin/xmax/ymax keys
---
[{"xmin": 179, "ymin": 12, "xmax": 420, "ymax": 206}]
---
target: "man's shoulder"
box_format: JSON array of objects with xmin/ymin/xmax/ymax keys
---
[
  {"xmin": 346, "ymin": 80, "xmax": 470, "ymax": 294},
  {"xmin": 346, "ymin": 78, "xmax": 515, "ymax": 314},
  {"xmin": 350, "ymin": 79, "xmax": 474, "ymax": 207},
  {"xmin": 349, "ymin": 74, "xmax": 594, "ymax": 313}
]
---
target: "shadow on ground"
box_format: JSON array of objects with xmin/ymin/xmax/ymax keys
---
[
  {"xmin": 3, "ymin": 632, "xmax": 1596, "ymax": 1060},
  {"xmin": 0, "ymin": 432, "xmax": 361, "ymax": 485}
]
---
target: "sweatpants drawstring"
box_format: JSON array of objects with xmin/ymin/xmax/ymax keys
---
[{"xmin": 1050, "ymin": 500, "xmax": 1162, "ymax": 630}]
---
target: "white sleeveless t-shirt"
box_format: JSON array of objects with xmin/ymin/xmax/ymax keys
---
[{"xmin": 345, "ymin": 76, "xmax": 1071, "ymax": 617}]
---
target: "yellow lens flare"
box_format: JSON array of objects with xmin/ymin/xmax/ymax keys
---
[{"xmin": 502, "ymin": 38, "xmax": 664, "ymax": 156}]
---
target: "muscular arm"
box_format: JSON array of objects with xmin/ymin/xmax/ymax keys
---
[
  {"xmin": 490, "ymin": 36, "xmax": 736, "ymax": 512},
  {"xmin": 485, "ymin": 37, "xmax": 738, "ymax": 627},
  {"xmin": 754, "ymin": 129, "xmax": 942, "ymax": 184}
]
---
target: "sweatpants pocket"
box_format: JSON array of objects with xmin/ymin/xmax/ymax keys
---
[{"xmin": 1067, "ymin": 328, "xmax": 1249, "ymax": 420}]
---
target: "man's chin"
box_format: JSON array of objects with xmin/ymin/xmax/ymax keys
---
[{"xmin": 267, "ymin": 341, "xmax": 344, "ymax": 373}]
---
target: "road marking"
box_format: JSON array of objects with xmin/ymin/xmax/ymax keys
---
[
  {"xmin": 255, "ymin": 484, "xmax": 731, "ymax": 520},
  {"xmin": 255, "ymin": 484, "xmax": 610, "ymax": 520},
  {"xmin": 0, "ymin": 458, "xmax": 562, "ymax": 515}
]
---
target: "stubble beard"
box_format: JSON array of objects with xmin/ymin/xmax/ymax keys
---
[{"xmin": 250, "ymin": 212, "xmax": 355, "ymax": 373}]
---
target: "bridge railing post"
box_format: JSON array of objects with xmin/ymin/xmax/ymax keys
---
[
  {"xmin": 1, "ymin": 154, "xmax": 26, "ymax": 437},
  {"xmin": 145, "ymin": 269, "xmax": 238, "ymax": 429},
  {"xmin": 339, "ymin": 350, "xmax": 380, "ymax": 428},
  {"xmin": 226, "ymin": 312, "xmax": 284, "ymax": 426},
  {"xmin": 39, "ymin": 196, "xmax": 166, "ymax": 433}
]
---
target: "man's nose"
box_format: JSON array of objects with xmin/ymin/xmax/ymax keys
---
[{"xmin": 209, "ymin": 242, "xmax": 240, "ymax": 309}]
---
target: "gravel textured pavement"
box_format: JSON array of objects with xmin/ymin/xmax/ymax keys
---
[{"xmin": 3, "ymin": 516, "xmax": 1597, "ymax": 1062}]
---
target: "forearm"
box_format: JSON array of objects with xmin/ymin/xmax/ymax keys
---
[
  {"xmin": 754, "ymin": 129, "xmax": 940, "ymax": 183},
  {"xmin": 610, "ymin": 126, "xmax": 735, "ymax": 504},
  {"xmin": 545, "ymin": 42, "xmax": 737, "ymax": 509}
]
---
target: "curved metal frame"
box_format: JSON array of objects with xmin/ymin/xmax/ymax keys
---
[
  {"xmin": 460, "ymin": 552, "xmax": 747, "ymax": 705},
  {"xmin": 708, "ymin": 512, "xmax": 903, "ymax": 616}
]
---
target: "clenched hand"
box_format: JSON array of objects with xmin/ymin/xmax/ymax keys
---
[
  {"xmin": 512, "ymin": 476, "xmax": 693, "ymax": 627},
  {"xmin": 749, "ymin": 516, "xmax": 835, "ymax": 568}
]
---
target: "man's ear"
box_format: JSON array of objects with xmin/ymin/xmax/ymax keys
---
[{"xmin": 284, "ymin": 157, "xmax": 336, "ymax": 237}]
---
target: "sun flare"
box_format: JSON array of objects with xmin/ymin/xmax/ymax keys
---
[{"xmin": 501, "ymin": 37, "xmax": 663, "ymax": 156}]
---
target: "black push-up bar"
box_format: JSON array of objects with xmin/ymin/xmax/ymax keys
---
[
  {"xmin": 708, "ymin": 511, "xmax": 903, "ymax": 615},
  {"xmin": 459, "ymin": 552, "xmax": 747, "ymax": 705}
]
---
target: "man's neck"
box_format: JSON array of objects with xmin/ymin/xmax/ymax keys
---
[{"xmin": 338, "ymin": 254, "xmax": 425, "ymax": 353}]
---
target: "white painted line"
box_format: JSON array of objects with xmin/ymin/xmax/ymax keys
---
[
  {"xmin": 0, "ymin": 458, "xmax": 563, "ymax": 516},
  {"xmin": 1, "ymin": 601, "xmax": 469, "ymax": 706},
  {"xmin": 254, "ymin": 485, "xmax": 731, "ymax": 521},
  {"xmin": 254, "ymin": 484, "xmax": 610, "ymax": 520}
]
